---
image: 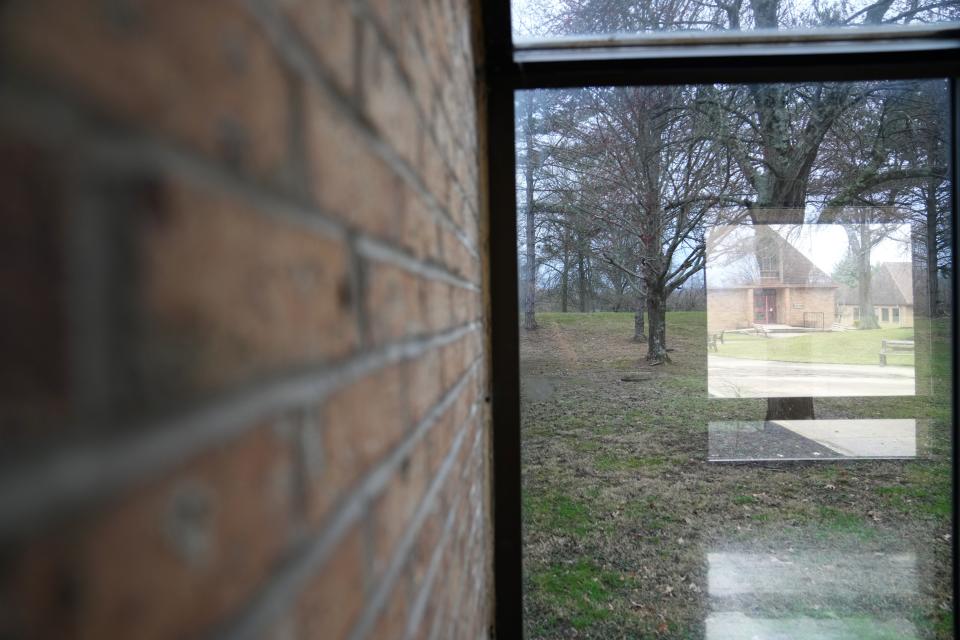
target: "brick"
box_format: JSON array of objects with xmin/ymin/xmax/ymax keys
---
[
  {"xmin": 452, "ymin": 371, "xmax": 478, "ymax": 428},
  {"xmin": 438, "ymin": 229, "xmax": 462, "ymax": 277},
  {"xmin": 411, "ymin": 507, "xmax": 443, "ymax": 595},
  {"xmin": 0, "ymin": 0, "xmax": 489, "ymax": 637},
  {"xmin": 370, "ymin": 567, "xmax": 411, "ymax": 639},
  {"xmin": 370, "ymin": 434, "xmax": 431, "ymax": 580},
  {"xmin": 0, "ymin": 534, "xmax": 80, "ymax": 639},
  {"xmin": 296, "ymin": 524, "xmax": 366, "ymax": 640},
  {"xmin": 365, "ymin": 261, "xmax": 426, "ymax": 345},
  {"xmin": 258, "ymin": 616, "xmax": 298, "ymax": 640},
  {"xmin": 2, "ymin": 0, "xmax": 290, "ymax": 178},
  {"xmin": 0, "ymin": 421, "xmax": 297, "ymax": 640},
  {"xmin": 414, "ymin": 5, "xmax": 450, "ymax": 94},
  {"xmin": 404, "ymin": 348, "xmax": 444, "ymax": 425},
  {"xmin": 421, "ymin": 133, "xmax": 450, "ymax": 214},
  {"xmin": 138, "ymin": 180, "xmax": 358, "ymax": 404},
  {"xmin": 424, "ymin": 280, "xmax": 453, "ymax": 333},
  {"xmin": 425, "ymin": 403, "xmax": 456, "ymax": 479},
  {"xmin": 307, "ymin": 363, "xmax": 408, "ymax": 524},
  {"xmin": 0, "ymin": 137, "xmax": 69, "ymax": 445},
  {"xmin": 281, "ymin": 0, "xmax": 356, "ymax": 95},
  {"xmin": 401, "ymin": 26, "xmax": 438, "ymax": 122},
  {"xmin": 451, "ymin": 287, "xmax": 479, "ymax": 325},
  {"xmin": 398, "ymin": 188, "xmax": 441, "ymax": 260},
  {"xmin": 305, "ymin": 87, "xmax": 405, "ymax": 240},
  {"xmin": 447, "ymin": 182, "xmax": 465, "ymax": 230},
  {"xmin": 440, "ymin": 337, "xmax": 466, "ymax": 390},
  {"xmin": 360, "ymin": 24, "xmax": 421, "ymax": 170}
]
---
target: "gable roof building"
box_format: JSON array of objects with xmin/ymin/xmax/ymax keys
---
[
  {"xmin": 707, "ymin": 226, "xmax": 838, "ymax": 331},
  {"xmin": 836, "ymin": 262, "xmax": 915, "ymax": 328},
  {"xmin": 837, "ymin": 262, "xmax": 914, "ymax": 307}
]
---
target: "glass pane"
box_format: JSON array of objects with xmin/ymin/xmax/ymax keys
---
[
  {"xmin": 511, "ymin": 0, "xmax": 960, "ymax": 39},
  {"xmin": 707, "ymin": 223, "xmax": 919, "ymax": 398},
  {"xmin": 517, "ymin": 80, "xmax": 953, "ymax": 638}
]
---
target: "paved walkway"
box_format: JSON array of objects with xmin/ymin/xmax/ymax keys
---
[
  {"xmin": 708, "ymin": 419, "xmax": 917, "ymax": 460},
  {"xmin": 775, "ymin": 418, "xmax": 916, "ymax": 457},
  {"xmin": 708, "ymin": 355, "xmax": 915, "ymax": 398}
]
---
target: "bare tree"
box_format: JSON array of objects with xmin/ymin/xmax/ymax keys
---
[
  {"xmin": 548, "ymin": 86, "xmax": 732, "ymax": 362},
  {"xmin": 518, "ymin": 92, "xmax": 541, "ymax": 330}
]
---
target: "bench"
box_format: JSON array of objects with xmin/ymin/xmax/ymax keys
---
[
  {"xmin": 879, "ymin": 339, "xmax": 914, "ymax": 366},
  {"xmin": 708, "ymin": 330, "xmax": 725, "ymax": 352}
]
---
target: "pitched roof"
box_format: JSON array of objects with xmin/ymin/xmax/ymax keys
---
[
  {"xmin": 707, "ymin": 225, "xmax": 836, "ymax": 289},
  {"xmin": 837, "ymin": 262, "xmax": 913, "ymax": 306},
  {"xmin": 763, "ymin": 228, "xmax": 835, "ymax": 287}
]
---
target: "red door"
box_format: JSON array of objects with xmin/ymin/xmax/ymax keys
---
[{"xmin": 754, "ymin": 289, "xmax": 777, "ymax": 324}]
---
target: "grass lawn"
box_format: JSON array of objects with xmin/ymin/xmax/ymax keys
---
[
  {"xmin": 715, "ymin": 327, "xmax": 915, "ymax": 366},
  {"xmin": 520, "ymin": 311, "xmax": 951, "ymax": 639}
]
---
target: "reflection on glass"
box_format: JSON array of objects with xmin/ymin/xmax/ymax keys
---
[
  {"xmin": 707, "ymin": 548, "xmax": 918, "ymax": 639},
  {"xmin": 709, "ymin": 419, "xmax": 918, "ymax": 461},
  {"xmin": 512, "ymin": 0, "xmax": 959, "ymax": 39},
  {"xmin": 707, "ymin": 224, "xmax": 918, "ymax": 398},
  {"xmin": 516, "ymin": 80, "xmax": 952, "ymax": 639}
]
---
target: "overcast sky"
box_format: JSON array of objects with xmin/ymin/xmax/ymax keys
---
[
  {"xmin": 774, "ymin": 224, "xmax": 912, "ymax": 275},
  {"xmin": 707, "ymin": 224, "xmax": 913, "ymax": 289}
]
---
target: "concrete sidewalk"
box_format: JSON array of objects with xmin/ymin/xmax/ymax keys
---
[{"xmin": 708, "ymin": 355, "xmax": 915, "ymax": 397}]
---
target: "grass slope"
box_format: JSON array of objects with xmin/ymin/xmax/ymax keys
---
[{"xmin": 520, "ymin": 311, "xmax": 951, "ymax": 639}]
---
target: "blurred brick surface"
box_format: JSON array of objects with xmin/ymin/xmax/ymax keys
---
[
  {"xmin": 78, "ymin": 422, "xmax": 296, "ymax": 640},
  {"xmin": 364, "ymin": 262, "xmax": 427, "ymax": 345},
  {"xmin": 0, "ymin": 421, "xmax": 296, "ymax": 640},
  {"xmin": 306, "ymin": 363, "xmax": 408, "ymax": 525},
  {"xmin": 281, "ymin": 0, "xmax": 356, "ymax": 96},
  {"xmin": 0, "ymin": 137, "xmax": 68, "ymax": 444},
  {"xmin": 0, "ymin": 0, "xmax": 488, "ymax": 638},
  {"xmin": 295, "ymin": 523, "xmax": 366, "ymax": 640},
  {"xmin": 139, "ymin": 179, "xmax": 358, "ymax": 403},
  {"xmin": 1, "ymin": 0, "xmax": 291, "ymax": 180}
]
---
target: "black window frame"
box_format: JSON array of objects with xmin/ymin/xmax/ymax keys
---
[{"xmin": 479, "ymin": 5, "xmax": 960, "ymax": 636}]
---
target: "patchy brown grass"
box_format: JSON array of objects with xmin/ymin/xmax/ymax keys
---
[{"xmin": 521, "ymin": 312, "xmax": 952, "ymax": 639}]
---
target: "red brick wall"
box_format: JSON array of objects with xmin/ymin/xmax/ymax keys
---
[{"xmin": 0, "ymin": 1, "xmax": 489, "ymax": 638}]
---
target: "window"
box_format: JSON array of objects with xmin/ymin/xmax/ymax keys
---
[
  {"xmin": 483, "ymin": 5, "xmax": 957, "ymax": 637},
  {"xmin": 511, "ymin": 0, "xmax": 960, "ymax": 39},
  {"xmin": 757, "ymin": 238, "xmax": 780, "ymax": 282}
]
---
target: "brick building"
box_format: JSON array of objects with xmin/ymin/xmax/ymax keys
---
[
  {"xmin": 837, "ymin": 262, "xmax": 916, "ymax": 328},
  {"xmin": 0, "ymin": 1, "xmax": 490, "ymax": 638},
  {"xmin": 707, "ymin": 226, "xmax": 838, "ymax": 332}
]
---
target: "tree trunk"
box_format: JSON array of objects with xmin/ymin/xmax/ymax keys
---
[
  {"xmin": 633, "ymin": 283, "xmax": 646, "ymax": 342},
  {"xmin": 926, "ymin": 182, "xmax": 941, "ymax": 316},
  {"xmin": 634, "ymin": 300, "xmax": 646, "ymax": 342},
  {"xmin": 560, "ymin": 256, "xmax": 569, "ymax": 313},
  {"xmin": 577, "ymin": 254, "xmax": 587, "ymax": 312},
  {"xmin": 748, "ymin": 166, "xmax": 816, "ymax": 418},
  {"xmin": 560, "ymin": 231, "xmax": 570, "ymax": 312},
  {"xmin": 522, "ymin": 95, "xmax": 538, "ymax": 331},
  {"xmin": 585, "ymin": 254, "xmax": 594, "ymax": 311},
  {"xmin": 646, "ymin": 287, "xmax": 669, "ymax": 363},
  {"xmin": 765, "ymin": 397, "xmax": 815, "ymax": 422},
  {"xmin": 523, "ymin": 204, "xmax": 537, "ymax": 329},
  {"xmin": 857, "ymin": 226, "xmax": 879, "ymax": 329}
]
